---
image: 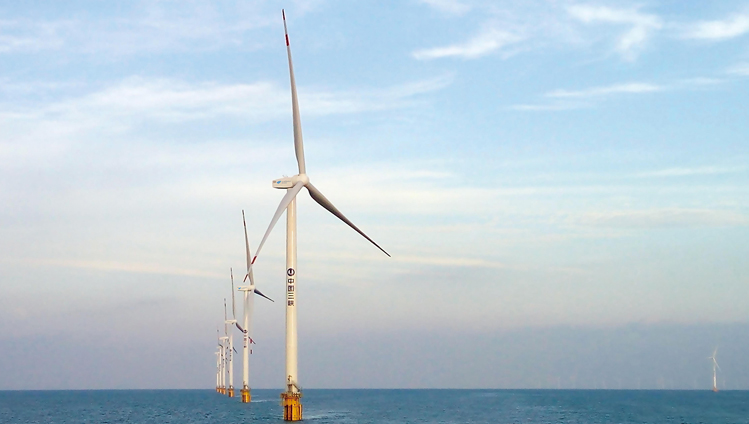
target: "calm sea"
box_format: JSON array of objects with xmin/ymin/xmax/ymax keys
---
[{"xmin": 1, "ymin": 389, "xmax": 748, "ymax": 423}]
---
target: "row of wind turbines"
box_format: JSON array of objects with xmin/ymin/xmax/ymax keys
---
[
  {"xmin": 210, "ymin": 10, "xmax": 726, "ymax": 420},
  {"xmin": 213, "ymin": 10, "xmax": 389, "ymax": 421}
]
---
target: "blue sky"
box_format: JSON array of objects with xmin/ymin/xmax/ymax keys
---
[{"xmin": 1, "ymin": 0, "xmax": 748, "ymax": 389}]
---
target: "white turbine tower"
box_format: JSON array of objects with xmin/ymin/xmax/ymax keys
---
[
  {"xmin": 709, "ymin": 347, "xmax": 720, "ymax": 392},
  {"xmin": 237, "ymin": 210, "xmax": 274, "ymax": 403},
  {"xmin": 248, "ymin": 10, "xmax": 390, "ymax": 421}
]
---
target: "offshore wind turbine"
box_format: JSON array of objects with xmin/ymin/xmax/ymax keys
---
[
  {"xmin": 218, "ymin": 329, "xmax": 228, "ymax": 394},
  {"xmin": 248, "ymin": 10, "xmax": 390, "ymax": 421},
  {"xmin": 224, "ymin": 295, "xmax": 237, "ymax": 398},
  {"xmin": 216, "ymin": 329, "xmax": 224, "ymax": 393},
  {"xmin": 237, "ymin": 210, "xmax": 274, "ymax": 403},
  {"xmin": 215, "ymin": 348, "xmax": 221, "ymax": 393},
  {"xmin": 709, "ymin": 347, "xmax": 720, "ymax": 392}
]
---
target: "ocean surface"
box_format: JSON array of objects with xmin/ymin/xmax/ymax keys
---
[{"xmin": 1, "ymin": 389, "xmax": 748, "ymax": 424}]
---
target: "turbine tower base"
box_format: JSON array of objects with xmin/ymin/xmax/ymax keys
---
[
  {"xmin": 281, "ymin": 392, "xmax": 303, "ymax": 421},
  {"xmin": 241, "ymin": 388, "xmax": 251, "ymax": 403},
  {"xmin": 227, "ymin": 387, "xmax": 235, "ymax": 398}
]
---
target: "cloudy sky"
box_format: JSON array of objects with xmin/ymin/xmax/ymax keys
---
[{"xmin": 1, "ymin": 0, "xmax": 748, "ymax": 390}]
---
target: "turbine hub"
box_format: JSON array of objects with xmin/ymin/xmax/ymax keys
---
[{"xmin": 272, "ymin": 174, "xmax": 309, "ymax": 189}]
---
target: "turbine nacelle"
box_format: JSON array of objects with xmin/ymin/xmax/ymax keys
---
[
  {"xmin": 225, "ymin": 319, "xmax": 237, "ymax": 325},
  {"xmin": 272, "ymin": 173, "xmax": 309, "ymax": 189}
]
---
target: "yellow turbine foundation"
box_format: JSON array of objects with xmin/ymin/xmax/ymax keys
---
[
  {"xmin": 241, "ymin": 388, "xmax": 251, "ymax": 403},
  {"xmin": 281, "ymin": 392, "xmax": 302, "ymax": 421},
  {"xmin": 227, "ymin": 387, "xmax": 235, "ymax": 398}
]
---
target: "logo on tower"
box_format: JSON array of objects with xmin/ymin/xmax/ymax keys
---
[{"xmin": 287, "ymin": 268, "xmax": 295, "ymax": 276}]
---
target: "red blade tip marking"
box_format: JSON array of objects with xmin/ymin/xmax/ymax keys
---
[
  {"xmin": 285, "ymin": 34, "xmax": 290, "ymax": 46},
  {"xmin": 251, "ymin": 256, "xmax": 257, "ymax": 264}
]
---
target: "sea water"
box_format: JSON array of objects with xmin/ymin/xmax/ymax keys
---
[{"xmin": 1, "ymin": 389, "xmax": 748, "ymax": 423}]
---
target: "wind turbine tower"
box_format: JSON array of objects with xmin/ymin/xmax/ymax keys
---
[
  {"xmin": 709, "ymin": 347, "xmax": 720, "ymax": 392},
  {"xmin": 248, "ymin": 10, "xmax": 390, "ymax": 421}
]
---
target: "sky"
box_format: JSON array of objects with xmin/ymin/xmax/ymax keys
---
[{"xmin": 1, "ymin": 0, "xmax": 748, "ymax": 390}]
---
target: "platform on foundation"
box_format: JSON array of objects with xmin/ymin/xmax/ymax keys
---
[
  {"xmin": 281, "ymin": 392, "xmax": 303, "ymax": 421},
  {"xmin": 227, "ymin": 387, "xmax": 235, "ymax": 398},
  {"xmin": 241, "ymin": 388, "xmax": 251, "ymax": 403}
]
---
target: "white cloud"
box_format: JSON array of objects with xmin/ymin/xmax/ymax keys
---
[
  {"xmin": 418, "ymin": 0, "xmax": 472, "ymax": 16},
  {"xmin": 546, "ymin": 82, "xmax": 663, "ymax": 98},
  {"xmin": 580, "ymin": 209, "xmax": 749, "ymax": 229},
  {"xmin": 510, "ymin": 102, "xmax": 588, "ymax": 112},
  {"xmin": 0, "ymin": 75, "xmax": 452, "ymax": 132},
  {"xmin": 727, "ymin": 63, "xmax": 749, "ymax": 76},
  {"xmin": 413, "ymin": 27, "xmax": 523, "ymax": 60},
  {"xmin": 635, "ymin": 166, "xmax": 746, "ymax": 178},
  {"xmin": 683, "ymin": 14, "xmax": 749, "ymax": 41},
  {"xmin": 0, "ymin": 3, "xmax": 275, "ymax": 56},
  {"xmin": 567, "ymin": 4, "xmax": 662, "ymax": 60}
]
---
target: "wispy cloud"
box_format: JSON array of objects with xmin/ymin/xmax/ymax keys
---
[
  {"xmin": 727, "ymin": 63, "xmax": 749, "ymax": 76},
  {"xmin": 25, "ymin": 258, "xmax": 224, "ymax": 279},
  {"xmin": 413, "ymin": 26, "xmax": 523, "ymax": 60},
  {"xmin": 2, "ymin": 75, "xmax": 452, "ymax": 128},
  {"xmin": 580, "ymin": 209, "xmax": 749, "ymax": 229},
  {"xmin": 567, "ymin": 4, "xmax": 662, "ymax": 60},
  {"xmin": 635, "ymin": 166, "xmax": 746, "ymax": 178},
  {"xmin": 682, "ymin": 13, "xmax": 749, "ymax": 41},
  {"xmin": 417, "ymin": 0, "xmax": 472, "ymax": 16},
  {"xmin": 0, "ymin": 20, "xmax": 67, "ymax": 53},
  {"xmin": 510, "ymin": 102, "xmax": 588, "ymax": 112},
  {"xmin": 0, "ymin": 2, "xmax": 275, "ymax": 56},
  {"xmin": 546, "ymin": 82, "xmax": 663, "ymax": 98}
]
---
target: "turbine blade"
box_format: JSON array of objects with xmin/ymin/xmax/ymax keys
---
[
  {"xmin": 235, "ymin": 322, "xmax": 245, "ymax": 333},
  {"xmin": 251, "ymin": 181, "xmax": 305, "ymax": 269},
  {"xmin": 230, "ymin": 268, "xmax": 236, "ymax": 319},
  {"xmin": 242, "ymin": 210, "xmax": 255, "ymax": 286},
  {"xmin": 223, "ymin": 298, "xmax": 227, "ymax": 321},
  {"xmin": 306, "ymin": 182, "xmax": 390, "ymax": 257},
  {"xmin": 233, "ymin": 347, "xmax": 238, "ymax": 353},
  {"xmin": 254, "ymin": 288, "xmax": 274, "ymax": 303},
  {"xmin": 282, "ymin": 9, "xmax": 306, "ymax": 175}
]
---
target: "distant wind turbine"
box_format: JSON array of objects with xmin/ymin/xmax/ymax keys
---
[
  {"xmin": 246, "ymin": 10, "xmax": 390, "ymax": 421},
  {"xmin": 237, "ymin": 210, "xmax": 274, "ymax": 403},
  {"xmin": 216, "ymin": 328, "xmax": 223, "ymax": 394},
  {"xmin": 218, "ymin": 328, "xmax": 228, "ymax": 395},
  {"xmin": 215, "ymin": 348, "xmax": 221, "ymax": 393},
  {"xmin": 224, "ymin": 289, "xmax": 239, "ymax": 398},
  {"xmin": 709, "ymin": 347, "xmax": 720, "ymax": 392}
]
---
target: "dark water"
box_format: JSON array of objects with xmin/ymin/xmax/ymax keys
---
[{"xmin": 1, "ymin": 389, "xmax": 748, "ymax": 423}]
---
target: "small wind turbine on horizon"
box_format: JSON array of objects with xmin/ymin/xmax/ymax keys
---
[
  {"xmin": 245, "ymin": 10, "xmax": 390, "ymax": 421},
  {"xmin": 709, "ymin": 347, "xmax": 720, "ymax": 392},
  {"xmin": 237, "ymin": 210, "xmax": 274, "ymax": 403}
]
